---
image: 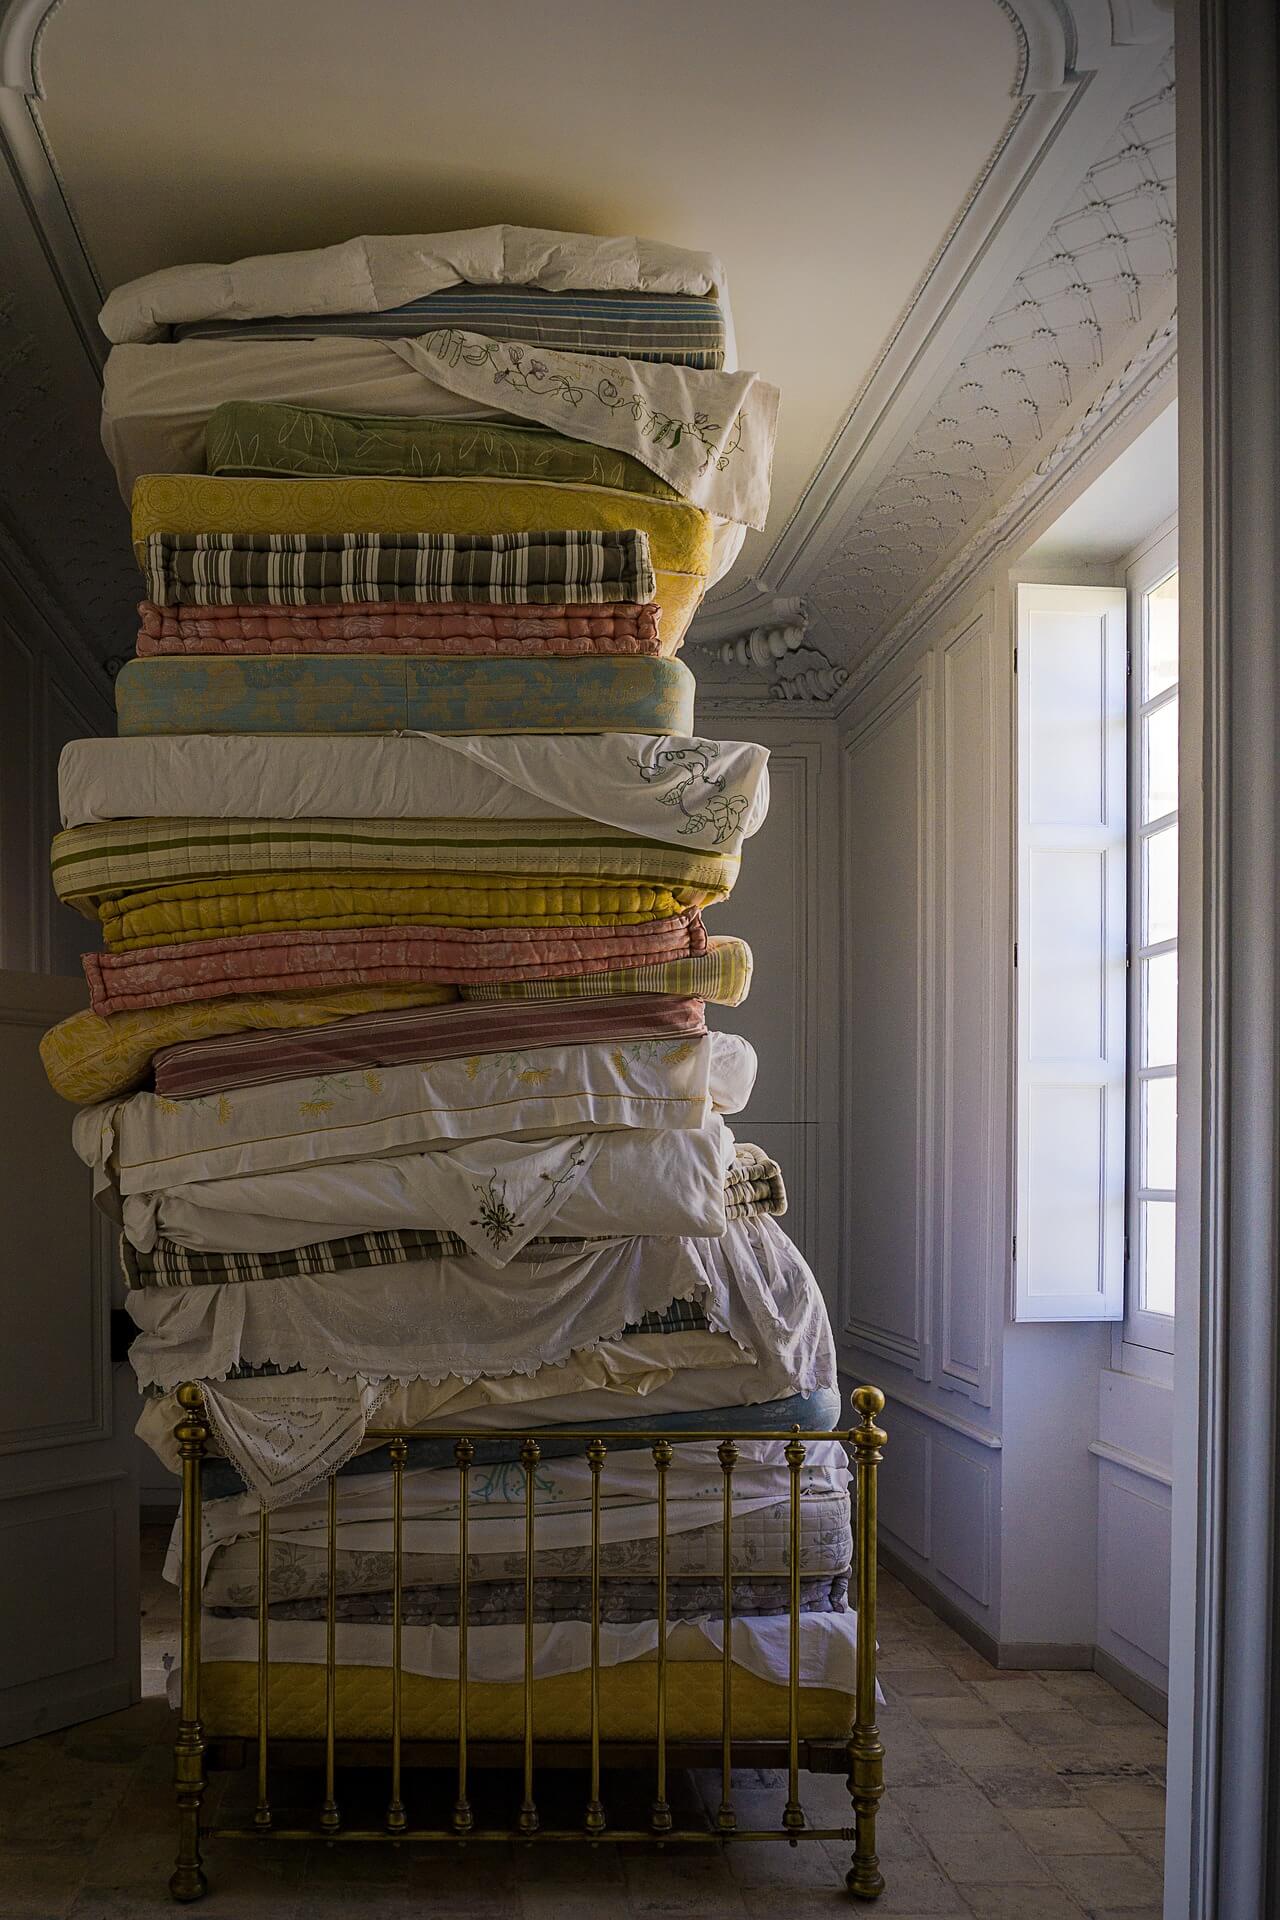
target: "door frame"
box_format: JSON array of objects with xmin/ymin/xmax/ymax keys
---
[{"xmin": 1167, "ymin": 2, "xmax": 1280, "ymax": 1915}]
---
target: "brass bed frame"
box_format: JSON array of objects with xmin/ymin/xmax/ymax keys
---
[{"xmin": 168, "ymin": 1381, "xmax": 888, "ymax": 1902}]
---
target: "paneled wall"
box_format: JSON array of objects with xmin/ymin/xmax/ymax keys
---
[
  {"xmin": 838, "ymin": 590, "xmax": 1011, "ymax": 1642},
  {"xmin": 702, "ymin": 713, "xmax": 841, "ymax": 1309}
]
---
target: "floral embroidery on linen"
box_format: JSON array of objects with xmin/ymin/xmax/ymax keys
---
[
  {"xmin": 628, "ymin": 739, "xmax": 749, "ymax": 844},
  {"xmin": 422, "ymin": 330, "xmax": 744, "ymax": 477},
  {"xmin": 469, "ymin": 1171, "xmax": 525, "ymax": 1252}
]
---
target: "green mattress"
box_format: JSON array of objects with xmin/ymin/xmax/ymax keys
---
[{"xmin": 113, "ymin": 654, "xmax": 696, "ymax": 737}]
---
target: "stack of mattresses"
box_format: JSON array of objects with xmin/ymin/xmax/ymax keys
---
[{"xmin": 45, "ymin": 227, "xmax": 860, "ymax": 1741}]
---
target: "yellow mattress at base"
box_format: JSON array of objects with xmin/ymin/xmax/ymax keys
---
[
  {"xmin": 200, "ymin": 1659, "xmax": 854, "ymax": 1743},
  {"xmin": 97, "ymin": 869, "xmax": 723, "ymax": 951},
  {"xmin": 129, "ymin": 474, "xmax": 714, "ymax": 648}
]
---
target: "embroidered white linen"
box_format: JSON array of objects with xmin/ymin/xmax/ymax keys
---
[
  {"xmin": 122, "ymin": 1120, "xmax": 737, "ymax": 1265},
  {"xmin": 57, "ymin": 731, "xmax": 770, "ymax": 850},
  {"xmin": 77, "ymin": 1032, "xmax": 756, "ymax": 1200}
]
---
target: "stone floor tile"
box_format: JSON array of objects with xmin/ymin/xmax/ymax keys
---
[
  {"xmin": 1051, "ymin": 1851, "xmax": 1164, "ymax": 1910},
  {"xmin": 893, "ymin": 1786, "xmax": 1053, "ymax": 1887},
  {"xmin": 1072, "ymin": 1780, "xmax": 1167, "ymax": 1830},
  {"xmin": 997, "ymin": 1709, "xmax": 1100, "ymax": 1752},
  {"xmin": 884, "ymin": 1667, "xmax": 974, "ymax": 1701},
  {"xmin": 957, "ymin": 1885, "xmax": 1088, "ymax": 1918},
  {"xmin": 1005, "ymin": 1807, "xmax": 1132, "ymax": 1856},
  {"xmin": 937, "ymin": 1644, "xmax": 1007, "ymax": 1681},
  {"xmin": 967, "ymin": 1676, "xmax": 1063, "ymax": 1713},
  {"xmin": 621, "ymin": 1846, "xmax": 749, "ymax": 1916},
  {"xmin": 1119, "ymin": 1828, "xmax": 1165, "ymax": 1868},
  {"xmin": 1088, "ymin": 1728, "xmax": 1168, "ymax": 1770},
  {"xmin": 909, "ymin": 1697, "xmax": 1004, "ymax": 1731},
  {"xmin": 964, "ymin": 1765, "xmax": 1082, "ymax": 1811},
  {"xmin": 932, "ymin": 1727, "xmax": 1038, "ymax": 1771}
]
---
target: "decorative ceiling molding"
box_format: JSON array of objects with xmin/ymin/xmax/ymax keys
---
[
  {"xmin": 831, "ymin": 299, "xmax": 1176, "ymax": 712},
  {"xmin": 691, "ymin": 2, "xmax": 1173, "ymax": 653},
  {"xmin": 0, "ymin": 0, "xmax": 104, "ymax": 369},
  {"xmin": 699, "ymin": 604, "xmax": 850, "ymax": 707},
  {"xmin": 807, "ymin": 50, "xmax": 1174, "ymax": 651}
]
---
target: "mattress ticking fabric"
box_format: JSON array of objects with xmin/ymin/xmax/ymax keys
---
[
  {"xmin": 174, "ymin": 286, "xmax": 727, "ymax": 367},
  {"xmin": 148, "ymin": 991, "xmax": 705, "ymax": 1097},
  {"xmin": 138, "ymin": 528, "xmax": 656, "ymax": 609}
]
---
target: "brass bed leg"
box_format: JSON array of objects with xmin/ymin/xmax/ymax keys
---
[
  {"xmin": 170, "ymin": 1384, "xmax": 209, "ymax": 1903},
  {"xmin": 846, "ymin": 1386, "xmax": 887, "ymax": 1901}
]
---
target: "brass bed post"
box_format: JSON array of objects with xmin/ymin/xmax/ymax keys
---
[
  {"xmin": 584, "ymin": 1437, "xmax": 607, "ymax": 1834},
  {"xmin": 517, "ymin": 1435, "xmax": 541, "ymax": 1835},
  {"xmin": 319, "ymin": 1474, "xmax": 340, "ymax": 1833},
  {"xmin": 453, "ymin": 1436, "xmax": 475, "ymax": 1835},
  {"xmin": 715, "ymin": 1436, "xmax": 738, "ymax": 1833},
  {"xmin": 649, "ymin": 1438, "xmax": 673, "ymax": 1834},
  {"xmin": 170, "ymin": 1383, "xmax": 209, "ymax": 1903},
  {"xmin": 254, "ymin": 1507, "xmax": 272, "ymax": 1830},
  {"xmin": 847, "ymin": 1386, "xmax": 887, "ymax": 1901},
  {"xmin": 783, "ymin": 1432, "xmax": 806, "ymax": 1837},
  {"xmin": 386, "ymin": 1434, "xmax": 408, "ymax": 1833}
]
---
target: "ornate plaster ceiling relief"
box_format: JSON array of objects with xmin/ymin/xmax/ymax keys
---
[{"xmin": 808, "ymin": 50, "xmax": 1175, "ymax": 671}]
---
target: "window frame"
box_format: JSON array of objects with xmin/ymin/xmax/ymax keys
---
[{"xmin": 1122, "ymin": 522, "xmax": 1180, "ymax": 1360}]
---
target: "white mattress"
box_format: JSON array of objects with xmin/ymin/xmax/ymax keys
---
[{"xmin": 57, "ymin": 730, "xmax": 771, "ymax": 851}]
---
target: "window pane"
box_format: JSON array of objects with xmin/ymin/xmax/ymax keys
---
[
  {"xmin": 1141, "ymin": 1199, "xmax": 1176, "ymax": 1316},
  {"xmin": 1141, "ymin": 1075, "xmax": 1177, "ymax": 1190},
  {"xmin": 1143, "ymin": 949, "xmax": 1178, "ymax": 1068},
  {"xmin": 1143, "ymin": 823, "xmax": 1178, "ymax": 945},
  {"xmin": 1145, "ymin": 570, "xmax": 1179, "ymax": 699},
  {"xmin": 1143, "ymin": 695, "xmax": 1178, "ymax": 824}
]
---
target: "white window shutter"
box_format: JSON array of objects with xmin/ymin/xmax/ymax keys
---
[{"xmin": 1015, "ymin": 583, "xmax": 1128, "ymax": 1321}]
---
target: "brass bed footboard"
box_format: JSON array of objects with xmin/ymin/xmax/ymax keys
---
[{"xmin": 168, "ymin": 1383, "xmax": 887, "ymax": 1902}]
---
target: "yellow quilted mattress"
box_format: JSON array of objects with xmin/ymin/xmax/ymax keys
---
[
  {"xmin": 201, "ymin": 1659, "xmax": 855, "ymax": 1743},
  {"xmin": 129, "ymin": 475, "xmax": 715, "ymax": 649},
  {"xmin": 98, "ymin": 870, "xmax": 725, "ymax": 951},
  {"xmin": 40, "ymin": 984, "xmax": 458, "ymax": 1105}
]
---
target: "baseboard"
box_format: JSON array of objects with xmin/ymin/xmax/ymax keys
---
[
  {"xmin": 1093, "ymin": 1647, "xmax": 1169, "ymax": 1726},
  {"xmin": 997, "ymin": 1640, "xmax": 1095, "ymax": 1671},
  {"xmin": 879, "ymin": 1542, "xmax": 1001, "ymax": 1665}
]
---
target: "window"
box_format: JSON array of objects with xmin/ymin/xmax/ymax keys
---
[{"xmin": 1126, "ymin": 549, "xmax": 1179, "ymax": 1353}]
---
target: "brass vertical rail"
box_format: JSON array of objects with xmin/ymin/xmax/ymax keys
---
[
  {"xmin": 783, "ymin": 1433, "xmax": 806, "ymax": 1837},
  {"xmin": 169, "ymin": 1384, "xmax": 208, "ymax": 1903},
  {"xmin": 650, "ymin": 1438, "xmax": 673, "ymax": 1834},
  {"xmin": 847, "ymin": 1387, "xmax": 887, "ymax": 1901},
  {"xmin": 716, "ymin": 1437, "xmax": 738, "ymax": 1832},
  {"xmin": 517, "ymin": 1435, "xmax": 541, "ymax": 1835},
  {"xmin": 585, "ymin": 1438, "xmax": 607, "ymax": 1834},
  {"xmin": 386, "ymin": 1435, "xmax": 408, "ymax": 1833},
  {"xmin": 320, "ymin": 1474, "xmax": 340, "ymax": 1833},
  {"xmin": 254, "ymin": 1506, "xmax": 271, "ymax": 1830},
  {"xmin": 453, "ymin": 1437, "xmax": 475, "ymax": 1835}
]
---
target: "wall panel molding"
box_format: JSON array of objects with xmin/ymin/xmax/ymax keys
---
[
  {"xmin": 935, "ymin": 605, "xmax": 1001, "ymax": 1402},
  {"xmin": 840, "ymin": 668, "xmax": 933, "ymax": 1374}
]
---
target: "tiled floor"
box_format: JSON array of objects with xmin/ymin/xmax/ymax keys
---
[{"xmin": 0, "ymin": 1528, "xmax": 1166, "ymax": 1917}]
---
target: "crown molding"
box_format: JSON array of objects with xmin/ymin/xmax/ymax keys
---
[
  {"xmin": 690, "ymin": 2, "xmax": 1172, "ymax": 647},
  {"xmin": 830, "ymin": 295, "xmax": 1177, "ymax": 713},
  {"xmin": 0, "ymin": 0, "xmax": 104, "ymax": 371}
]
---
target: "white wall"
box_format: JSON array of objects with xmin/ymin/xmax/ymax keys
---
[{"xmin": 835, "ymin": 395, "xmax": 1178, "ymax": 1700}]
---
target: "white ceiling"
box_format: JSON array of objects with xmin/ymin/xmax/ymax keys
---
[
  {"xmin": 37, "ymin": 0, "xmax": 1021, "ymax": 598},
  {"xmin": 1024, "ymin": 399, "xmax": 1179, "ymax": 565}
]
